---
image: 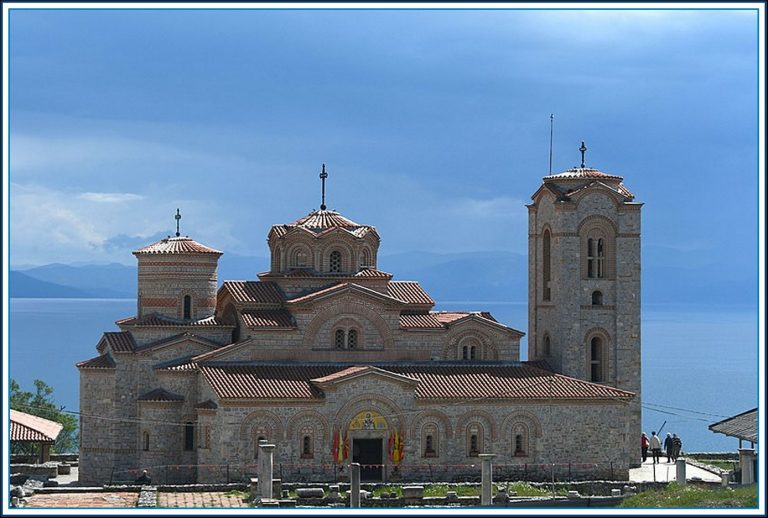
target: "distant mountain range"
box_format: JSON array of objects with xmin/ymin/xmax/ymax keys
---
[{"xmin": 8, "ymin": 249, "xmax": 756, "ymax": 306}]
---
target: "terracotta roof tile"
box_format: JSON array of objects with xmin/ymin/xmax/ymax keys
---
[
  {"xmin": 544, "ymin": 167, "xmax": 623, "ymax": 181},
  {"xmin": 138, "ymin": 388, "xmax": 184, "ymax": 402},
  {"xmin": 354, "ymin": 268, "xmax": 393, "ymax": 278},
  {"xmin": 10, "ymin": 410, "xmax": 63, "ymax": 442},
  {"xmin": 222, "ymin": 281, "xmax": 285, "ymax": 305},
  {"xmin": 201, "ymin": 365, "xmax": 338, "ymax": 400},
  {"xmin": 135, "ymin": 332, "xmax": 222, "ymax": 353},
  {"xmin": 77, "ymin": 353, "xmax": 116, "ymax": 369},
  {"xmin": 97, "ymin": 332, "xmax": 137, "ymax": 354},
  {"xmin": 198, "ymin": 363, "xmax": 634, "ymax": 401},
  {"xmin": 309, "ymin": 366, "xmax": 370, "ymax": 383},
  {"xmin": 291, "ymin": 210, "xmax": 362, "ymax": 229},
  {"xmin": 400, "ymin": 314, "xmax": 445, "ymax": 329},
  {"xmin": 241, "ymin": 309, "xmax": 296, "ymax": 329},
  {"xmin": 387, "ymin": 281, "xmax": 434, "ymax": 306},
  {"xmin": 116, "ymin": 313, "xmax": 231, "ymax": 327},
  {"xmin": 270, "ymin": 210, "xmax": 379, "ymax": 239},
  {"xmin": 133, "ymin": 236, "xmax": 222, "ymax": 255}
]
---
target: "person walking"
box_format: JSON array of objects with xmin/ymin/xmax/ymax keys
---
[
  {"xmin": 649, "ymin": 431, "xmax": 662, "ymax": 464},
  {"xmin": 664, "ymin": 433, "xmax": 674, "ymax": 463},
  {"xmin": 641, "ymin": 432, "xmax": 649, "ymax": 462},
  {"xmin": 672, "ymin": 434, "xmax": 683, "ymax": 462}
]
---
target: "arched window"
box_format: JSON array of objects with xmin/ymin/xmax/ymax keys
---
[
  {"xmin": 542, "ymin": 334, "xmax": 551, "ymax": 357},
  {"xmin": 183, "ymin": 295, "xmax": 192, "ymax": 320},
  {"xmin": 334, "ymin": 327, "xmax": 361, "ymax": 350},
  {"xmin": 542, "ymin": 229, "xmax": 551, "ymax": 301},
  {"xmin": 459, "ymin": 338, "xmax": 482, "ymax": 360},
  {"xmin": 590, "ymin": 336, "xmax": 604, "ymax": 382},
  {"xmin": 184, "ymin": 422, "xmax": 194, "ymax": 451},
  {"xmin": 587, "ymin": 237, "xmax": 606, "ymax": 278},
  {"xmin": 592, "ymin": 290, "xmax": 603, "ymax": 305},
  {"xmin": 143, "ymin": 431, "xmax": 150, "ymax": 452},
  {"xmin": 423, "ymin": 423, "xmax": 438, "ymax": 458},
  {"xmin": 329, "ymin": 250, "xmax": 342, "ymax": 272},
  {"xmin": 302, "ymin": 435, "xmax": 312, "ymax": 457},
  {"xmin": 360, "ymin": 248, "xmax": 371, "ymax": 269},
  {"xmin": 291, "ymin": 248, "xmax": 309, "ymax": 268},
  {"xmin": 514, "ymin": 434, "xmax": 524, "ymax": 456},
  {"xmin": 467, "ymin": 423, "xmax": 482, "ymax": 456}
]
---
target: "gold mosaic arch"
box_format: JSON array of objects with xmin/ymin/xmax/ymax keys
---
[{"xmin": 334, "ymin": 394, "xmax": 405, "ymax": 437}]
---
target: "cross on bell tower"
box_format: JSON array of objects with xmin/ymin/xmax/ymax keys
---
[{"xmin": 580, "ymin": 141, "xmax": 587, "ymax": 168}]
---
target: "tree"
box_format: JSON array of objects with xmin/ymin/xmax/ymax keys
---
[{"xmin": 10, "ymin": 379, "xmax": 78, "ymax": 453}]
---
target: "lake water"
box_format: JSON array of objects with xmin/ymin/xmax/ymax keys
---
[{"xmin": 7, "ymin": 298, "xmax": 759, "ymax": 453}]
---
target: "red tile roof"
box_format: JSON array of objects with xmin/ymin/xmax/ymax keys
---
[
  {"xmin": 354, "ymin": 268, "xmax": 393, "ymax": 278},
  {"xmin": 200, "ymin": 365, "xmax": 338, "ymax": 400},
  {"xmin": 76, "ymin": 354, "xmax": 116, "ymax": 370},
  {"xmin": 387, "ymin": 281, "xmax": 434, "ymax": 306},
  {"xmin": 195, "ymin": 400, "xmax": 218, "ymax": 410},
  {"xmin": 291, "ymin": 210, "xmax": 363, "ymax": 229},
  {"xmin": 133, "ymin": 236, "xmax": 222, "ymax": 255},
  {"xmin": 116, "ymin": 314, "xmax": 231, "ymax": 327},
  {"xmin": 399, "ymin": 314, "xmax": 445, "ymax": 329},
  {"xmin": 544, "ymin": 167, "xmax": 623, "ymax": 181},
  {"xmin": 96, "ymin": 332, "xmax": 137, "ymax": 354},
  {"xmin": 309, "ymin": 366, "xmax": 370, "ymax": 384},
  {"xmin": 388, "ymin": 364, "xmax": 634, "ymax": 400},
  {"xmin": 222, "ymin": 281, "xmax": 285, "ymax": 305},
  {"xmin": 135, "ymin": 332, "xmax": 222, "ymax": 353},
  {"xmin": 287, "ymin": 282, "xmax": 402, "ymax": 305},
  {"xmin": 10, "ymin": 410, "xmax": 63, "ymax": 443},
  {"xmin": 138, "ymin": 388, "xmax": 184, "ymax": 402},
  {"xmin": 241, "ymin": 309, "xmax": 296, "ymax": 329},
  {"xmin": 270, "ymin": 210, "xmax": 379, "ymax": 239},
  {"xmin": 198, "ymin": 363, "xmax": 634, "ymax": 401},
  {"xmin": 432, "ymin": 312, "xmax": 497, "ymax": 324}
]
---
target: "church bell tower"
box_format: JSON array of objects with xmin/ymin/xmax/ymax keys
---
[{"xmin": 527, "ymin": 143, "xmax": 642, "ymax": 463}]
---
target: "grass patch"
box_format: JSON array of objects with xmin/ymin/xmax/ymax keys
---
[
  {"xmin": 423, "ymin": 484, "xmax": 479, "ymax": 497},
  {"xmin": 505, "ymin": 482, "xmax": 567, "ymax": 497},
  {"xmin": 223, "ymin": 490, "xmax": 249, "ymax": 498},
  {"xmin": 371, "ymin": 485, "xmax": 402, "ymax": 498},
  {"xmin": 619, "ymin": 483, "xmax": 757, "ymax": 509}
]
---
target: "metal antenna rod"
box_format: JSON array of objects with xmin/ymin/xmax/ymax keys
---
[{"xmin": 548, "ymin": 114, "xmax": 554, "ymax": 175}]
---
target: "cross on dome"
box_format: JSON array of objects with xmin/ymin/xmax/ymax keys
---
[{"xmin": 175, "ymin": 208, "xmax": 182, "ymax": 237}]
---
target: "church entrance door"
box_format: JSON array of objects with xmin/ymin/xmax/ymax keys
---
[{"xmin": 352, "ymin": 438, "xmax": 383, "ymax": 481}]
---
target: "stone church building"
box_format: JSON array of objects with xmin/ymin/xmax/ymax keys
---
[{"xmin": 77, "ymin": 160, "xmax": 642, "ymax": 484}]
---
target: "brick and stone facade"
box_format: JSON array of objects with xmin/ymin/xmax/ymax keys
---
[{"xmin": 78, "ymin": 166, "xmax": 640, "ymax": 484}]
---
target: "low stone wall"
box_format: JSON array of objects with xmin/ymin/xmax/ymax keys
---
[{"xmin": 10, "ymin": 464, "xmax": 59, "ymax": 478}]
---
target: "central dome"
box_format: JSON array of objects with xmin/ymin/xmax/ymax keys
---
[{"xmin": 291, "ymin": 209, "xmax": 363, "ymax": 231}]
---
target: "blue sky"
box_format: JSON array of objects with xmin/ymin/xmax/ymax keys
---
[{"xmin": 5, "ymin": 6, "xmax": 761, "ymax": 295}]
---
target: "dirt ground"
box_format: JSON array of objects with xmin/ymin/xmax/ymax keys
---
[{"xmin": 25, "ymin": 492, "xmax": 139, "ymax": 508}]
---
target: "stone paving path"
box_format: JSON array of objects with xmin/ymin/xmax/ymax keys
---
[
  {"xmin": 629, "ymin": 457, "xmax": 721, "ymax": 483},
  {"xmin": 158, "ymin": 491, "xmax": 249, "ymax": 508}
]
